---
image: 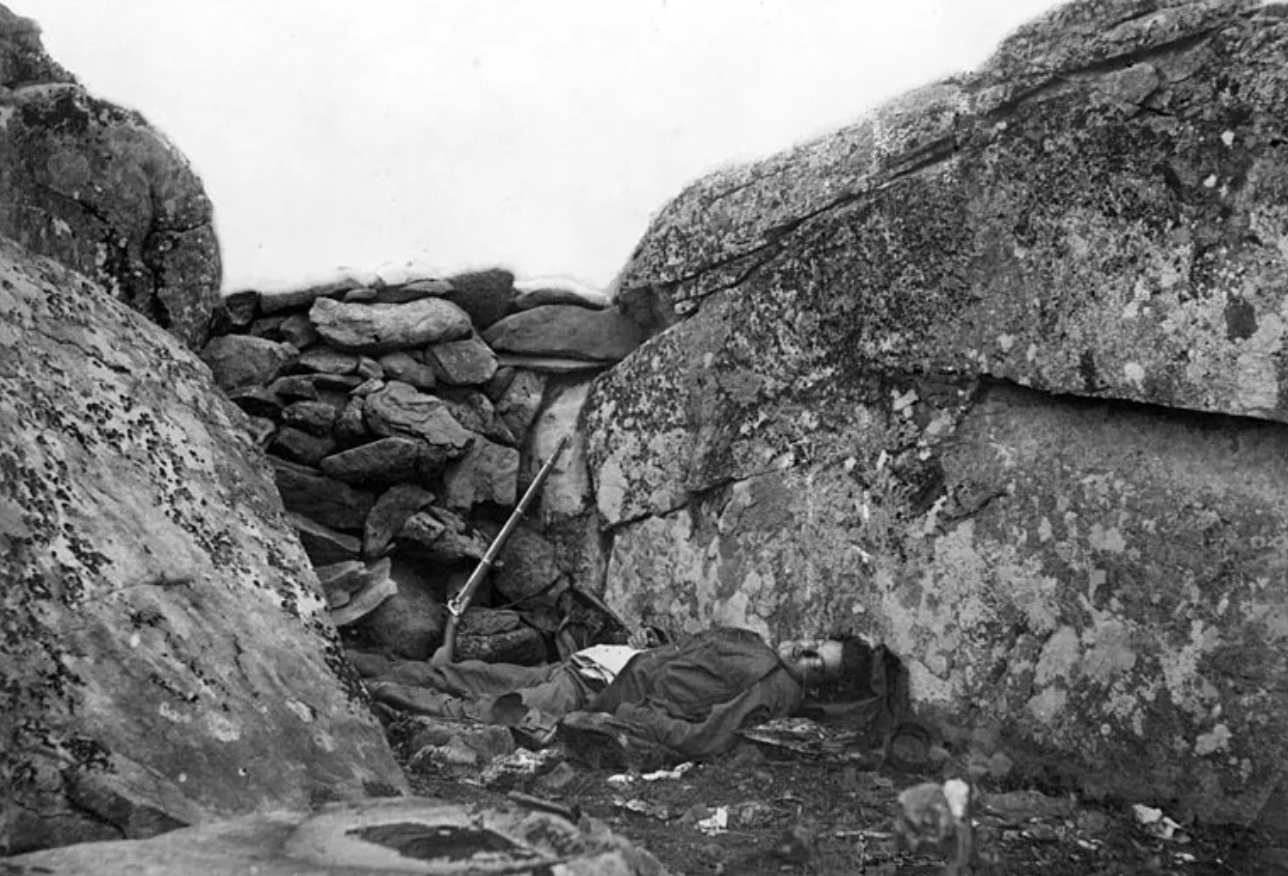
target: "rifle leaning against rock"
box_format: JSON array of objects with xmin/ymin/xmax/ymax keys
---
[{"xmin": 429, "ymin": 436, "xmax": 569, "ymax": 666}]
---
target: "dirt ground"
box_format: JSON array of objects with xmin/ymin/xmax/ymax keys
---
[{"xmin": 399, "ymin": 736, "xmax": 1284, "ymax": 876}]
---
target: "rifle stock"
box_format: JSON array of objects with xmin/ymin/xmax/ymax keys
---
[
  {"xmin": 435, "ymin": 615, "xmax": 461, "ymax": 668},
  {"xmin": 429, "ymin": 436, "xmax": 569, "ymax": 665}
]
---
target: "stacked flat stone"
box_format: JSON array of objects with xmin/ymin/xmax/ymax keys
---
[{"xmin": 201, "ymin": 268, "xmax": 643, "ymax": 660}]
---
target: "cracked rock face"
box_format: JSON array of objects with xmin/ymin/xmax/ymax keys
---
[
  {"xmin": 589, "ymin": 0, "xmax": 1288, "ymax": 834},
  {"xmin": 0, "ymin": 4, "xmax": 221, "ymax": 350},
  {"xmin": 0, "ymin": 239, "xmax": 406, "ymax": 855}
]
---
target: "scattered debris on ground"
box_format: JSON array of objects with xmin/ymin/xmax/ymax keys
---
[{"xmin": 395, "ymin": 729, "xmax": 1283, "ymax": 875}]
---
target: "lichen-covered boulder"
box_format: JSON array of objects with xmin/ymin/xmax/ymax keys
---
[
  {"xmin": 585, "ymin": 0, "xmax": 1288, "ymax": 835},
  {"xmin": 0, "ymin": 240, "xmax": 406, "ymax": 855},
  {"xmin": 618, "ymin": 0, "xmax": 1288, "ymax": 423},
  {"xmin": 0, "ymin": 5, "xmax": 221, "ymax": 350},
  {"xmin": 3, "ymin": 798, "xmax": 665, "ymax": 876}
]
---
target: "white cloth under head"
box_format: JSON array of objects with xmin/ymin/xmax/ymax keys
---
[{"xmin": 568, "ymin": 645, "xmax": 641, "ymax": 687}]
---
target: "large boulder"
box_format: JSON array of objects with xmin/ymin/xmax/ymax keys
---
[
  {"xmin": 586, "ymin": 0, "xmax": 1288, "ymax": 835},
  {"xmin": 617, "ymin": 0, "xmax": 1288, "ymax": 425},
  {"xmin": 0, "ymin": 239, "xmax": 406, "ymax": 855},
  {"xmin": 0, "ymin": 5, "xmax": 221, "ymax": 350},
  {"xmin": 3, "ymin": 798, "xmax": 665, "ymax": 876}
]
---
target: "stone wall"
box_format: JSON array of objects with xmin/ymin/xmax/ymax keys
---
[{"xmin": 202, "ymin": 270, "xmax": 643, "ymax": 662}]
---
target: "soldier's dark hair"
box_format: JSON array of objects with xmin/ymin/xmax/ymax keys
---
[
  {"xmin": 795, "ymin": 634, "xmax": 876, "ymax": 704},
  {"xmin": 797, "ymin": 637, "xmax": 913, "ymax": 747}
]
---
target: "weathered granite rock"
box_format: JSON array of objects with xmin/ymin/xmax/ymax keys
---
[
  {"xmin": 494, "ymin": 525, "xmax": 561, "ymax": 603},
  {"xmin": 494, "ymin": 369, "xmax": 547, "ymax": 444},
  {"xmin": 360, "ymin": 577, "xmax": 444, "ymax": 661},
  {"xmin": 270, "ymin": 426, "xmax": 335, "ymax": 466},
  {"xmin": 443, "ymin": 267, "xmax": 516, "ymax": 328},
  {"xmin": 587, "ymin": 0, "xmax": 1288, "ymax": 835},
  {"xmin": 396, "ymin": 508, "xmax": 444, "ymax": 548},
  {"xmin": 249, "ymin": 313, "xmax": 287, "ymax": 339},
  {"xmin": 200, "ymin": 334, "xmax": 296, "ymax": 392},
  {"xmin": 280, "ymin": 399, "xmax": 338, "ymax": 436},
  {"xmin": 3, "ymin": 797, "xmax": 665, "ymax": 876},
  {"xmin": 290, "ymin": 513, "xmax": 361, "ymax": 567},
  {"xmin": 514, "ymin": 275, "xmax": 611, "ymax": 310},
  {"xmin": 243, "ymin": 414, "xmax": 277, "ymax": 447},
  {"xmin": 520, "ymin": 385, "xmax": 605, "ymax": 612},
  {"xmin": 0, "ymin": 5, "xmax": 73, "ymax": 87},
  {"xmin": 424, "ymin": 333, "xmax": 500, "ymax": 385},
  {"xmin": 398, "ymin": 508, "xmax": 489, "ymax": 564},
  {"xmin": 320, "ymin": 436, "xmax": 450, "ymax": 487},
  {"xmin": 496, "ymin": 353, "xmax": 615, "ymax": 374},
  {"xmin": 277, "ymin": 312, "xmax": 318, "ymax": 349},
  {"xmin": 454, "ymin": 607, "xmax": 528, "ymax": 641},
  {"xmin": 363, "ymin": 380, "xmax": 474, "ymax": 452},
  {"xmin": 295, "ymin": 346, "xmax": 361, "ymax": 375},
  {"xmin": 0, "ymin": 12, "xmax": 220, "ymax": 350},
  {"xmin": 377, "ymin": 276, "xmax": 453, "ymax": 303},
  {"xmin": 319, "ymin": 558, "xmax": 397, "ymax": 627},
  {"xmin": 268, "ymin": 374, "xmax": 320, "ymax": 401},
  {"xmin": 209, "ymin": 289, "xmax": 257, "ymax": 334},
  {"xmin": 0, "ymin": 239, "xmax": 404, "ymax": 855},
  {"xmin": 486, "ymin": 364, "xmax": 517, "ymax": 397},
  {"xmin": 334, "ymin": 397, "xmax": 368, "ymax": 445},
  {"xmin": 441, "ymin": 437, "xmax": 520, "ymax": 512},
  {"xmin": 226, "ymin": 384, "xmax": 282, "ymax": 419},
  {"xmin": 315, "ymin": 560, "xmax": 368, "ymax": 605},
  {"xmin": 440, "ymin": 388, "xmax": 516, "ymax": 445},
  {"xmin": 309, "ymin": 296, "xmax": 472, "ymax": 354},
  {"xmin": 616, "ymin": 1, "xmax": 1288, "ymax": 423},
  {"xmin": 313, "ymin": 372, "xmax": 365, "ymax": 393},
  {"xmin": 527, "ymin": 381, "xmax": 594, "ymax": 521},
  {"xmin": 363, "ymin": 484, "xmax": 437, "ymax": 560},
  {"xmin": 343, "ymin": 286, "xmax": 378, "ymax": 303},
  {"xmin": 270, "ymin": 458, "xmax": 376, "ymax": 533},
  {"xmin": 455, "ymin": 610, "xmax": 547, "ymax": 665},
  {"xmin": 482, "ymin": 304, "xmax": 646, "ymax": 362},
  {"xmin": 377, "ymin": 350, "xmax": 436, "ymax": 389}
]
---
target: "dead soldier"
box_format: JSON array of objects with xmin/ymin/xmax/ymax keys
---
[{"xmin": 352, "ymin": 626, "xmax": 908, "ymax": 766}]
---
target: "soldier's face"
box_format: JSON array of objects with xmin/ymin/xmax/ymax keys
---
[{"xmin": 778, "ymin": 639, "xmax": 845, "ymax": 686}]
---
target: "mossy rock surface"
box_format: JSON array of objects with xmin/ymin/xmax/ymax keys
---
[
  {"xmin": 0, "ymin": 7, "xmax": 220, "ymax": 349},
  {"xmin": 0, "ymin": 240, "xmax": 405, "ymax": 854},
  {"xmin": 587, "ymin": 0, "xmax": 1288, "ymax": 835}
]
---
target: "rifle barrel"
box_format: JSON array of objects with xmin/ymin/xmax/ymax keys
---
[{"xmin": 447, "ymin": 435, "xmax": 569, "ymax": 616}]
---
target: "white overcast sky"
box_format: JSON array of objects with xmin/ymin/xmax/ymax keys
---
[{"xmin": 24, "ymin": 1, "xmax": 1064, "ymax": 293}]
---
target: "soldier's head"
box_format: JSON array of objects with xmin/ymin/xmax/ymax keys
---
[{"xmin": 778, "ymin": 635, "xmax": 878, "ymax": 700}]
